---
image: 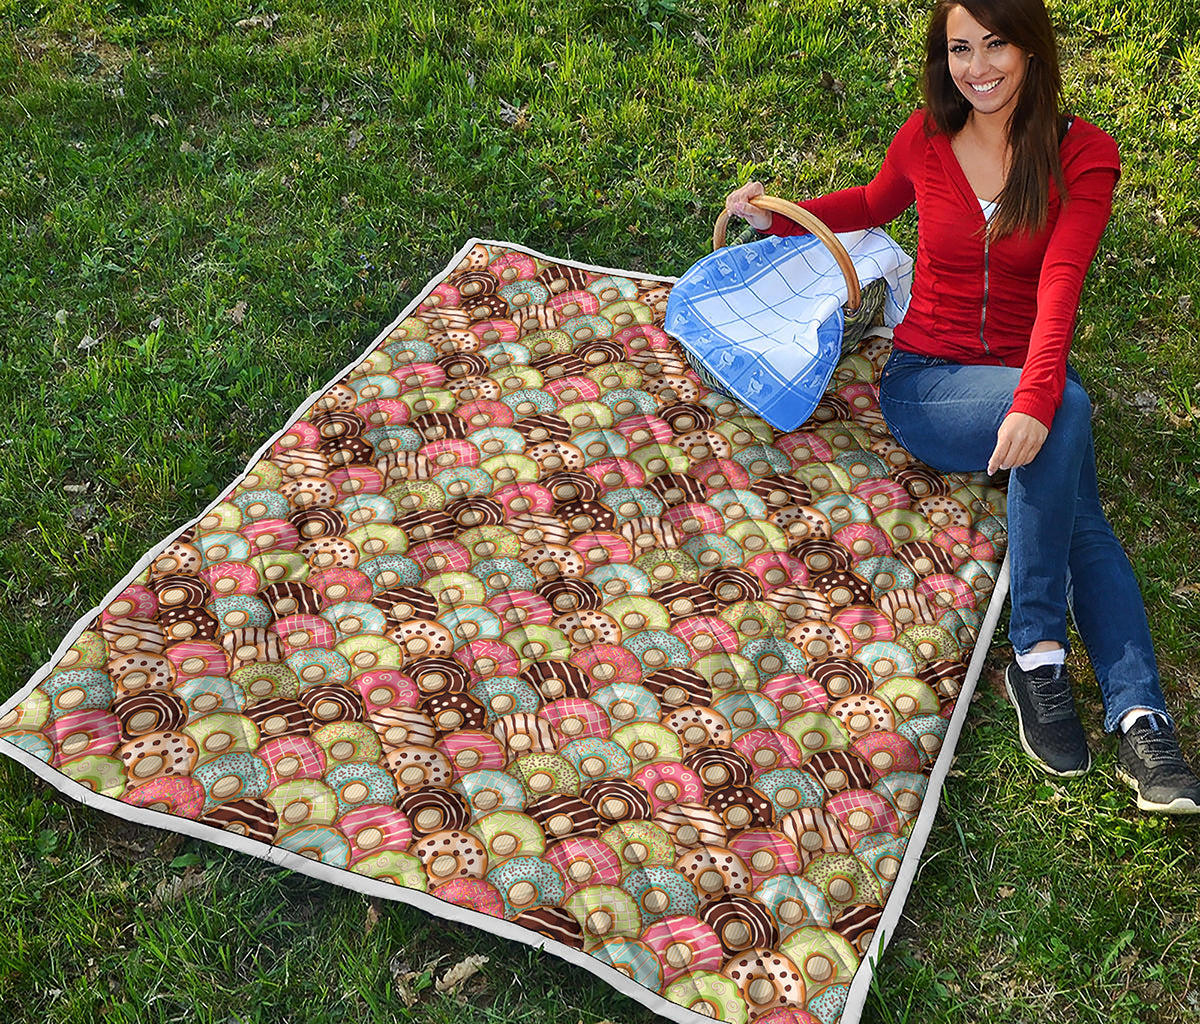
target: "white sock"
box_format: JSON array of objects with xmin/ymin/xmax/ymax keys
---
[
  {"xmin": 1120, "ymin": 710, "xmax": 1166, "ymax": 733},
  {"xmin": 1016, "ymin": 648, "xmax": 1066, "ymax": 672}
]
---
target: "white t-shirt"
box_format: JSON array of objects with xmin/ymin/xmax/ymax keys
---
[{"xmin": 979, "ymin": 197, "xmax": 998, "ymax": 221}]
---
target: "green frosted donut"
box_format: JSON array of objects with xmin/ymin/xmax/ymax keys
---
[
  {"xmin": 501, "ymin": 391, "xmax": 556, "ymax": 419},
  {"xmin": 600, "ymin": 820, "xmax": 675, "ymax": 872},
  {"xmin": 600, "ymin": 388, "xmax": 658, "ymax": 419},
  {"xmin": 725, "ymin": 519, "xmax": 788, "ymax": 555},
  {"xmin": 719, "ymin": 600, "xmax": 785, "ymax": 641},
  {"xmin": 832, "ymin": 448, "xmax": 890, "ymax": 481},
  {"xmin": 873, "ymin": 510, "xmax": 932, "ymax": 546},
  {"xmin": 469, "ymin": 810, "xmax": 546, "ymax": 862},
  {"xmin": 692, "ymin": 653, "xmax": 760, "ymax": 694},
  {"xmin": 312, "ymin": 722, "xmax": 381, "ymax": 767},
  {"xmin": 779, "ymin": 924, "xmax": 860, "ymax": 990},
  {"xmin": 334, "ymin": 635, "xmax": 402, "ymax": 676},
  {"xmin": 803, "ymin": 852, "xmax": 882, "ymax": 911},
  {"xmin": 40, "ymin": 669, "xmax": 114, "ymax": 720},
  {"xmin": 232, "ymin": 663, "xmax": 300, "ymax": 704},
  {"xmin": 185, "ymin": 712, "xmax": 261, "ymax": 764},
  {"xmin": 663, "ymin": 970, "xmax": 748, "ymax": 1023},
  {"xmin": 814, "ymin": 420, "xmax": 873, "ymax": 451},
  {"xmin": 874, "ymin": 677, "xmax": 940, "ymax": 721},
  {"xmin": 423, "ymin": 570, "xmax": 488, "ymax": 613},
  {"xmin": 195, "ymin": 501, "xmax": 244, "ymax": 534},
  {"xmin": 559, "ymin": 400, "xmax": 614, "ymax": 431},
  {"xmin": 635, "ymin": 549, "xmax": 699, "ymax": 590},
  {"xmin": 610, "ymin": 722, "xmax": 682, "ymax": 766},
  {"xmin": 384, "ymin": 480, "xmax": 446, "ymax": 513},
  {"xmin": 716, "ymin": 415, "xmax": 775, "ymax": 447},
  {"xmin": 288, "ymin": 648, "xmax": 353, "ymax": 689},
  {"xmin": 398, "ymin": 387, "xmax": 455, "ymax": 419},
  {"xmin": 207, "ymin": 595, "xmax": 273, "ymax": 633},
  {"xmin": 266, "ymin": 778, "xmax": 338, "ymax": 833},
  {"xmin": 247, "ymin": 551, "xmax": 309, "ymax": 587},
  {"xmin": 239, "ymin": 459, "xmax": 284, "ymax": 491},
  {"xmin": 522, "ymin": 329, "xmax": 573, "ymax": 357},
  {"xmin": 602, "ymin": 595, "xmax": 669, "ymax": 635},
  {"xmin": 781, "ymin": 712, "xmax": 852, "ymax": 756},
  {"xmin": 489, "ymin": 365, "xmax": 544, "ymax": 392},
  {"xmin": 459, "ymin": 525, "xmax": 522, "ymax": 563},
  {"xmin": 628, "ymin": 442, "xmax": 690, "ymax": 478},
  {"xmin": 896, "ymin": 624, "xmax": 959, "ymax": 664},
  {"xmin": 793, "ymin": 463, "xmax": 853, "ymax": 499},
  {"xmin": 480, "ymin": 452, "xmax": 540, "ymax": 484},
  {"xmin": 345, "ymin": 524, "xmax": 407, "ymax": 560},
  {"xmin": 565, "ymin": 883, "xmax": 643, "ymax": 946},
  {"xmin": 55, "ymin": 631, "xmax": 109, "ymax": 672},
  {"xmin": 506, "ymin": 625, "xmax": 571, "ymax": 667},
  {"xmin": 276, "ymin": 824, "xmax": 352, "ymax": 867},
  {"xmin": 0, "ymin": 689, "xmax": 50, "ymax": 732},
  {"xmin": 510, "ymin": 753, "xmax": 581, "ymax": 798},
  {"xmin": 59, "ymin": 754, "xmax": 126, "ymax": 797}
]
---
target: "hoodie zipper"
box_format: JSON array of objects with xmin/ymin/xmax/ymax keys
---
[{"xmin": 979, "ymin": 225, "xmax": 992, "ymax": 357}]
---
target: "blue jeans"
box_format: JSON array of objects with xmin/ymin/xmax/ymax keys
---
[{"xmin": 878, "ymin": 348, "xmax": 1170, "ymax": 733}]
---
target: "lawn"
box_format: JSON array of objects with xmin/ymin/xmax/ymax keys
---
[{"xmin": 1, "ymin": 0, "xmax": 1199, "ymax": 1021}]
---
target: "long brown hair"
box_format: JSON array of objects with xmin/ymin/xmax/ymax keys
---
[{"xmin": 922, "ymin": 0, "xmax": 1070, "ymax": 239}]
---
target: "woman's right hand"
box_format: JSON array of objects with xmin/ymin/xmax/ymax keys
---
[{"xmin": 725, "ymin": 181, "xmax": 772, "ymax": 232}]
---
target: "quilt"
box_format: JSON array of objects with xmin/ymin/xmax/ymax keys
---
[{"xmin": 0, "ymin": 239, "xmax": 1010, "ymax": 1024}]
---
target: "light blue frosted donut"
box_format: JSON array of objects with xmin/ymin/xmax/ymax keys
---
[
  {"xmin": 855, "ymin": 556, "xmax": 916, "ymax": 597},
  {"xmin": 559, "ymin": 738, "xmax": 632, "ymax": 781},
  {"xmin": 682, "ymin": 534, "xmax": 744, "ymax": 569},
  {"xmin": 324, "ymin": 762, "xmax": 399, "ymax": 816},
  {"xmin": 498, "ymin": 281, "xmax": 549, "ymax": 307},
  {"xmin": 854, "ymin": 832, "xmax": 909, "ymax": 898},
  {"xmin": 196, "ymin": 531, "xmax": 252, "ymax": 565},
  {"xmin": 955, "ymin": 558, "xmax": 1001, "ymax": 595},
  {"xmin": 469, "ymin": 677, "xmax": 542, "ymax": 721},
  {"xmin": 873, "ymin": 771, "xmax": 927, "ymax": 827},
  {"xmin": 832, "ymin": 448, "xmax": 890, "ymax": 480},
  {"xmin": 363, "ymin": 425, "xmax": 420, "ymax": 453},
  {"xmin": 713, "ymin": 691, "xmax": 780, "ymax": 736},
  {"xmin": 591, "ymin": 683, "xmax": 661, "ymax": 725},
  {"xmin": 601, "ymin": 486, "xmax": 662, "ymax": 522},
  {"xmin": 972, "ymin": 514, "xmax": 1007, "ymax": 542},
  {"xmin": 896, "ymin": 714, "xmax": 950, "ymax": 766},
  {"xmin": 320, "ymin": 601, "xmax": 388, "ymax": 640},
  {"xmin": 174, "ymin": 675, "xmax": 247, "ymax": 714},
  {"xmin": 698, "ymin": 390, "xmax": 752, "ymax": 415},
  {"xmin": 739, "ymin": 637, "xmax": 808, "ymax": 678},
  {"xmin": 206, "ymin": 595, "xmax": 273, "ymax": 631},
  {"xmin": 707, "ymin": 488, "xmax": 768, "ymax": 521},
  {"xmin": 435, "ymin": 465, "xmax": 493, "ymax": 498},
  {"xmin": 473, "ymin": 558, "xmax": 535, "ymax": 597},
  {"xmin": 808, "ymin": 981, "xmax": 850, "ymax": 1024},
  {"xmin": 384, "ymin": 337, "xmax": 436, "ymax": 362},
  {"xmin": 733, "ymin": 444, "xmax": 792, "ymax": 475},
  {"xmin": 487, "ymin": 855, "xmax": 566, "ymax": 918},
  {"xmin": 938, "ymin": 605, "xmax": 981, "ymax": 646},
  {"xmin": 276, "ymin": 824, "xmax": 352, "ymax": 868},
  {"xmin": 336, "ymin": 494, "xmax": 397, "ymax": 527},
  {"xmin": 753, "ymin": 873, "xmax": 832, "ymax": 933},
  {"xmin": 2, "ymin": 730, "xmax": 53, "ymax": 762},
  {"xmin": 453, "ymin": 769, "xmax": 528, "ymax": 818},
  {"xmin": 502, "ymin": 389, "xmax": 556, "ymax": 416},
  {"xmin": 622, "ymin": 630, "xmax": 691, "ymax": 672},
  {"xmin": 599, "ymin": 388, "xmax": 657, "ymax": 417},
  {"xmin": 584, "ymin": 563, "xmax": 652, "ymax": 597},
  {"xmin": 287, "ymin": 648, "xmax": 352, "ymax": 690},
  {"xmin": 231, "ymin": 489, "xmax": 290, "ymax": 521},
  {"xmin": 469, "ymin": 426, "xmax": 525, "ymax": 457},
  {"xmin": 589, "ymin": 937, "xmax": 665, "ymax": 992},
  {"xmin": 619, "ymin": 866, "xmax": 698, "ymax": 925},
  {"xmin": 854, "ymin": 641, "xmax": 917, "ymax": 684},
  {"xmin": 192, "ymin": 752, "xmax": 271, "ymax": 811},
  {"xmin": 40, "ymin": 669, "xmax": 115, "ymax": 719},
  {"xmin": 558, "ymin": 314, "xmax": 611, "ymax": 343},
  {"xmin": 812, "ymin": 493, "xmax": 873, "ymax": 525},
  {"xmin": 573, "ymin": 429, "xmax": 628, "ymax": 465},
  {"xmin": 754, "ymin": 768, "xmax": 825, "ymax": 815},
  {"xmin": 587, "ymin": 275, "xmax": 638, "ymax": 301},
  {"xmin": 359, "ymin": 555, "xmax": 423, "ymax": 591},
  {"xmin": 442, "ymin": 606, "xmax": 504, "ymax": 648}
]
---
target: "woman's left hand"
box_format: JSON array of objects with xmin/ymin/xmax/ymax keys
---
[{"xmin": 987, "ymin": 412, "xmax": 1049, "ymax": 475}]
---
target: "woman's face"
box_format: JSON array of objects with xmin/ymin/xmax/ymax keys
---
[{"xmin": 945, "ymin": 5, "xmax": 1030, "ymax": 120}]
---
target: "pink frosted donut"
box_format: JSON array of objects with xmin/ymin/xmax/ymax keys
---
[
  {"xmin": 661, "ymin": 502, "xmax": 725, "ymax": 538},
  {"xmin": 585, "ymin": 457, "xmax": 645, "ymax": 490},
  {"xmin": 775, "ymin": 431, "xmax": 834, "ymax": 465},
  {"xmin": 759, "ymin": 674, "xmax": 826, "ymax": 719},
  {"xmin": 733, "ymin": 729, "xmax": 803, "ymax": 774},
  {"xmin": 540, "ymin": 698, "xmax": 611, "ymax": 742},
  {"xmin": 489, "ymin": 251, "xmax": 539, "ymax": 282},
  {"xmin": 436, "ymin": 729, "xmax": 508, "ymax": 776},
  {"xmin": 391, "ymin": 362, "xmax": 448, "ymax": 390},
  {"xmin": 670, "ymin": 617, "xmax": 740, "ymax": 659},
  {"xmin": 852, "ymin": 478, "xmax": 911, "ymax": 514},
  {"xmin": 834, "ymin": 523, "xmax": 891, "ymax": 562},
  {"xmin": 103, "ymin": 585, "xmax": 157, "ymax": 623},
  {"xmin": 426, "ymin": 282, "xmax": 461, "ymax": 308},
  {"xmin": 469, "ymin": 318, "xmax": 521, "ymax": 345},
  {"xmin": 408, "ymin": 540, "xmax": 472, "ymax": 576},
  {"xmin": 455, "ymin": 639, "xmax": 520, "ymax": 681},
  {"xmin": 273, "ymin": 614, "xmax": 338, "ymax": 654},
  {"xmin": 615, "ymin": 415, "xmax": 673, "ymax": 446},
  {"xmin": 613, "ymin": 323, "xmax": 674, "ymax": 354},
  {"xmin": 690, "ymin": 459, "xmax": 750, "ymax": 493},
  {"xmin": 832, "ymin": 607, "xmax": 895, "ymax": 649},
  {"xmin": 826, "ymin": 789, "xmax": 901, "ymax": 842},
  {"xmin": 545, "ymin": 376, "xmax": 602, "ymax": 404},
  {"xmin": 570, "ymin": 644, "xmax": 643, "ymax": 690},
  {"xmin": 916, "ymin": 574, "xmax": 975, "ymax": 611},
  {"xmin": 836, "ymin": 382, "xmax": 879, "ymax": 417},
  {"xmin": 48, "ymin": 709, "xmax": 121, "ymax": 765},
  {"xmin": 486, "ymin": 590, "xmax": 555, "ymax": 628},
  {"xmin": 729, "ymin": 829, "xmax": 803, "ymax": 886},
  {"xmin": 640, "ymin": 916, "xmax": 724, "ymax": 983},
  {"xmin": 491, "ymin": 483, "xmax": 554, "ymax": 517},
  {"xmin": 354, "ymin": 670, "xmax": 420, "ymax": 713},
  {"xmin": 307, "ymin": 569, "xmax": 373, "ymax": 606},
  {"xmin": 742, "ymin": 552, "xmax": 809, "ymax": 591},
  {"xmin": 544, "ymin": 836, "xmax": 623, "ymax": 895},
  {"xmin": 260, "ymin": 735, "xmax": 327, "ymax": 787},
  {"xmin": 932, "ymin": 526, "xmax": 995, "ymax": 565},
  {"xmin": 570, "ymin": 531, "xmax": 636, "ymax": 568},
  {"xmin": 203, "ymin": 561, "xmax": 261, "ymax": 598},
  {"xmin": 327, "ymin": 466, "xmax": 386, "ymax": 498},
  {"xmin": 123, "ymin": 776, "xmax": 206, "ymax": 819},
  {"xmin": 457, "ymin": 399, "xmax": 515, "ymax": 430},
  {"xmin": 166, "ymin": 641, "xmax": 229, "ymax": 680},
  {"xmin": 547, "ymin": 289, "xmax": 600, "ymax": 316},
  {"xmin": 631, "ymin": 761, "xmax": 705, "ymax": 812},
  {"xmin": 433, "ymin": 877, "xmax": 506, "ymax": 917},
  {"xmin": 274, "ymin": 421, "xmax": 321, "ymax": 455},
  {"xmin": 852, "ymin": 732, "xmax": 922, "ymax": 780},
  {"xmin": 421, "ymin": 438, "xmax": 481, "ymax": 471},
  {"xmin": 356, "ymin": 398, "xmax": 411, "ymax": 427},
  {"xmin": 340, "ymin": 803, "xmax": 414, "ymax": 860},
  {"xmin": 241, "ymin": 519, "xmax": 301, "ymax": 554}
]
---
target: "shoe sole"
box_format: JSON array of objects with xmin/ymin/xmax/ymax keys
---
[
  {"xmin": 1004, "ymin": 666, "xmax": 1092, "ymax": 778},
  {"xmin": 1115, "ymin": 766, "xmax": 1200, "ymax": 815}
]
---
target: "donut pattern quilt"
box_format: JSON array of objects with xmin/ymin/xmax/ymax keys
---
[{"xmin": 0, "ymin": 240, "xmax": 1009, "ymax": 1024}]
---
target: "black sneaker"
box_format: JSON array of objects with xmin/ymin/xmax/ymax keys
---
[
  {"xmin": 1004, "ymin": 662, "xmax": 1092, "ymax": 777},
  {"xmin": 1116, "ymin": 716, "xmax": 1200, "ymax": 814}
]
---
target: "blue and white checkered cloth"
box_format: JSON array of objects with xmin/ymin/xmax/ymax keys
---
[{"xmin": 664, "ymin": 228, "xmax": 914, "ymax": 430}]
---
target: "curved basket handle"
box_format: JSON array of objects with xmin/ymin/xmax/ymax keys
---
[{"xmin": 713, "ymin": 195, "xmax": 862, "ymax": 312}]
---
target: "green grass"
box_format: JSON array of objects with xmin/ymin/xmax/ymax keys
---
[{"xmin": 1, "ymin": 0, "xmax": 1199, "ymax": 1021}]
